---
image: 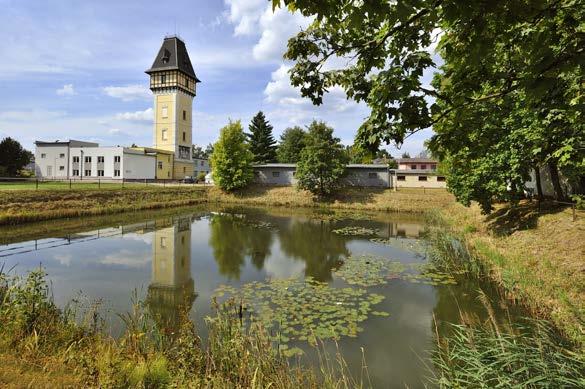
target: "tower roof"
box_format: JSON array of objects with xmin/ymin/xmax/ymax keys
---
[{"xmin": 146, "ymin": 36, "xmax": 200, "ymax": 82}]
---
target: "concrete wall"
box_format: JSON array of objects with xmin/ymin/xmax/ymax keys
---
[
  {"xmin": 393, "ymin": 172, "xmax": 447, "ymax": 189},
  {"xmin": 35, "ymin": 144, "xmax": 70, "ymax": 178},
  {"xmin": 253, "ymin": 166, "xmax": 297, "ymax": 185},
  {"xmin": 345, "ymin": 167, "xmax": 390, "ymax": 187}
]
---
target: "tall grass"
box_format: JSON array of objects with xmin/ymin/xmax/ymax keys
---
[{"xmin": 0, "ymin": 267, "xmax": 362, "ymax": 388}]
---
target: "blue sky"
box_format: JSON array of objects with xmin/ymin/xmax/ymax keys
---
[{"xmin": 0, "ymin": 0, "xmax": 433, "ymax": 156}]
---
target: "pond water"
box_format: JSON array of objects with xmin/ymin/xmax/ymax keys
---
[{"xmin": 0, "ymin": 206, "xmax": 524, "ymax": 387}]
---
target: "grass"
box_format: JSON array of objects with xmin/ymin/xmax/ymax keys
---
[
  {"xmin": 0, "ymin": 185, "xmax": 454, "ymax": 226},
  {"xmin": 0, "ymin": 187, "xmax": 207, "ymax": 225},
  {"xmin": 428, "ymin": 201, "xmax": 585, "ymax": 349},
  {"xmin": 0, "ymin": 268, "xmax": 363, "ymax": 388}
]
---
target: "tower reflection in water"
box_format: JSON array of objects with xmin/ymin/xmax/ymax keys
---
[{"xmin": 147, "ymin": 217, "xmax": 196, "ymax": 334}]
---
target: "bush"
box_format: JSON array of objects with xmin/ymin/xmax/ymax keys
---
[
  {"xmin": 296, "ymin": 121, "xmax": 346, "ymax": 196},
  {"xmin": 210, "ymin": 121, "xmax": 254, "ymax": 192}
]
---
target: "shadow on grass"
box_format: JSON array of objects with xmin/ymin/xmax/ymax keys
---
[{"xmin": 485, "ymin": 200, "xmax": 568, "ymax": 237}]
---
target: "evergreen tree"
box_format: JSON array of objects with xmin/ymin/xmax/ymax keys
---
[
  {"xmin": 210, "ymin": 121, "xmax": 254, "ymax": 192},
  {"xmin": 296, "ymin": 121, "xmax": 346, "ymax": 196},
  {"xmin": 246, "ymin": 111, "xmax": 277, "ymax": 163},
  {"xmin": 0, "ymin": 137, "xmax": 32, "ymax": 177},
  {"xmin": 276, "ymin": 126, "xmax": 307, "ymax": 163}
]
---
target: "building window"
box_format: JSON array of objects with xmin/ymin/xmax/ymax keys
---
[
  {"xmin": 410, "ymin": 165, "xmax": 417, "ymax": 170},
  {"xmin": 178, "ymin": 146, "xmax": 190, "ymax": 159},
  {"xmin": 183, "ymin": 110, "xmax": 186, "ymax": 120},
  {"xmin": 200, "ymin": 161, "xmax": 204, "ymax": 166},
  {"xmin": 368, "ymin": 172, "xmax": 377, "ymax": 179},
  {"xmin": 41, "ymin": 153, "xmax": 46, "ymax": 158},
  {"xmin": 59, "ymin": 166, "xmax": 65, "ymax": 171},
  {"xmin": 114, "ymin": 169, "xmax": 120, "ymax": 177},
  {"xmin": 158, "ymin": 161, "xmax": 163, "ymax": 170},
  {"xmin": 418, "ymin": 176, "xmax": 428, "ymax": 181},
  {"xmin": 97, "ymin": 156, "xmax": 104, "ymax": 163},
  {"xmin": 160, "ymin": 237, "xmax": 167, "ymax": 248},
  {"xmin": 272, "ymin": 171, "xmax": 280, "ymax": 177},
  {"xmin": 73, "ymin": 156, "xmax": 79, "ymax": 163},
  {"xmin": 420, "ymin": 164, "xmax": 427, "ymax": 170},
  {"xmin": 161, "ymin": 129, "xmax": 168, "ymax": 141},
  {"xmin": 397, "ymin": 175, "xmax": 406, "ymax": 181},
  {"xmin": 97, "ymin": 170, "xmax": 104, "ymax": 177},
  {"xmin": 160, "ymin": 74, "xmax": 166, "ymax": 84},
  {"xmin": 182, "ymin": 131, "xmax": 186, "ymax": 141},
  {"xmin": 59, "ymin": 153, "xmax": 65, "ymax": 158},
  {"xmin": 114, "ymin": 155, "xmax": 121, "ymax": 163},
  {"xmin": 161, "ymin": 106, "xmax": 168, "ymax": 119},
  {"xmin": 84, "ymin": 169, "xmax": 91, "ymax": 176},
  {"xmin": 72, "ymin": 169, "xmax": 79, "ymax": 176},
  {"xmin": 437, "ymin": 176, "xmax": 446, "ymax": 182},
  {"xmin": 84, "ymin": 156, "xmax": 91, "ymax": 163}
]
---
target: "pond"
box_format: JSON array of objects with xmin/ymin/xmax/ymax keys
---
[{"xmin": 0, "ymin": 206, "xmax": 525, "ymax": 387}]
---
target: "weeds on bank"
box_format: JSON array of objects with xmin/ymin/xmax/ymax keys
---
[{"xmin": 0, "ymin": 267, "xmax": 363, "ymax": 388}]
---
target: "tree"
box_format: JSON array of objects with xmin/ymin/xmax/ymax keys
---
[
  {"xmin": 0, "ymin": 137, "xmax": 32, "ymax": 177},
  {"xmin": 296, "ymin": 121, "xmax": 346, "ymax": 196},
  {"xmin": 275, "ymin": 0, "xmax": 584, "ymax": 210},
  {"xmin": 246, "ymin": 111, "xmax": 277, "ymax": 163},
  {"xmin": 204, "ymin": 143, "xmax": 214, "ymax": 158},
  {"xmin": 210, "ymin": 121, "xmax": 254, "ymax": 192},
  {"xmin": 276, "ymin": 126, "xmax": 307, "ymax": 163},
  {"xmin": 192, "ymin": 144, "xmax": 205, "ymax": 159},
  {"xmin": 401, "ymin": 153, "xmax": 411, "ymax": 159}
]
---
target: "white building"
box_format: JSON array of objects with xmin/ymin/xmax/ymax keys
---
[{"xmin": 35, "ymin": 140, "xmax": 156, "ymax": 180}]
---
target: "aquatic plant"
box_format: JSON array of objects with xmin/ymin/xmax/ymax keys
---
[
  {"xmin": 332, "ymin": 226, "xmax": 379, "ymax": 236},
  {"xmin": 213, "ymin": 277, "xmax": 386, "ymax": 355}
]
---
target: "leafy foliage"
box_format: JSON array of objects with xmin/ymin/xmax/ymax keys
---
[
  {"xmin": 296, "ymin": 121, "xmax": 347, "ymax": 196},
  {"xmin": 246, "ymin": 111, "xmax": 277, "ymax": 163},
  {"xmin": 276, "ymin": 126, "xmax": 307, "ymax": 163},
  {"xmin": 210, "ymin": 121, "xmax": 254, "ymax": 192},
  {"xmin": 0, "ymin": 137, "xmax": 32, "ymax": 176},
  {"xmin": 274, "ymin": 0, "xmax": 585, "ymax": 211}
]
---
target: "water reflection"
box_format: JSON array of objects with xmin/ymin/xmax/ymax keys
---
[{"xmin": 147, "ymin": 217, "xmax": 196, "ymax": 333}]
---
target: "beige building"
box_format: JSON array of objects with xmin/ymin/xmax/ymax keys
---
[{"xmin": 146, "ymin": 36, "xmax": 201, "ymax": 180}]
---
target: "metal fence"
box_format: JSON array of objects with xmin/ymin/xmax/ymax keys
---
[{"xmin": 0, "ymin": 177, "xmax": 210, "ymax": 189}]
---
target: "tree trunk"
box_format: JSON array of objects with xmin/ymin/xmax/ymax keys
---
[
  {"xmin": 547, "ymin": 161, "xmax": 564, "ymax": 200},
  {"xmin": 534, "ymin": 166, "xmax": 543, "ymax": 200}
]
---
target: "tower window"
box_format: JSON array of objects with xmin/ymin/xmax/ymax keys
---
[
  {"xmin": 161, "ymin": 129, "xmax": 168, "ymax": 141},
  {"xmin": 160, "ymin": 74, "xmax": 166, "ymax": 84},
  {"xmin": 182, "ymin": 132, "xmax": 186, "ymax": 141},
  {"xmin": 183, "ymin": 110, "xmax": 186, "ymax": 120},
  {"xmin": 161, "ymin": 106, "xmax": 168, "ymax": 118}
]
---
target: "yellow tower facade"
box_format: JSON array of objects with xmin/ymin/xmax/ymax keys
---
[{"xmin": 146, "ymin": 36, "xmax": 200, "ymax": 179}]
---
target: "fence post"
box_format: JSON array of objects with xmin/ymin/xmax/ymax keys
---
[
  {"xmin": 69, "ymin": 179, "xmax": 72, "ymax": 189},
  {"xmin": 36, "ymin": 179, "xmax": 38, "ymax": 190}
]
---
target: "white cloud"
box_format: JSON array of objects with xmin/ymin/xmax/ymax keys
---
[
  {"xmin": 115, "ymin": 108, "xmax": 153, "ymax": 121},
  {"xmin": 102, "ymin": 84, "xmax": 151, "ymax": 101},
  {"xmin": 0, "ymin": 110, "xmax": 67, "ymax": 122},
  {"xmin": 101, "ymin": 249, "xmax": 150, "ymax": 268},
  {"xmin": 56, "ymin": 84, "xmax": 76, "ymax": 96},
  {"xmin": 224, "ymin": 0, "xmax": 266, "ymax": 36}
]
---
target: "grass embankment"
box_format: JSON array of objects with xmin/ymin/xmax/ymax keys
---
[
  {"xmin": 206, "ymin": 186, "xmax": 454, "ymax": 213},
  {"xmin": 0, "ymin": 270, "xmax": 358, "ymax": 388},
  {"xmin": 431, "ymin": 201, "xmax": 585, "ymax": 349},
  {"xmin": 0, "ymin": 186, "xmax": 454, "ymax": 226},
  {"xmin": 0, "ymin": 187, "xmax": 207, "ymax": 225}
]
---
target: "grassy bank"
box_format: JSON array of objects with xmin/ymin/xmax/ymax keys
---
[
  {"xmin": 430, "ymin": 201, "xmax": 585, "ymax": 349},
  {"xmin": 0, "ymin": 187, "xmax": 207, "ymax": 225},
  {"xmin": 1, "ymin": 185, "xmax": 454, "ymax": 226},
  {"xmin": 0, "ymin": 269, "xmax": 359, "ymax": 388}
]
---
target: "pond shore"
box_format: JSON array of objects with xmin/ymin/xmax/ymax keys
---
[
  {"xmin": 436, "ymin": 201, "xmax": 585, "ymax": 349},
  {"xmin": 1, "ymin": 185, "xmax": 453, "ymax": 225}
]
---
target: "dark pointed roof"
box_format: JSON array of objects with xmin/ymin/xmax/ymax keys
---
[{"xmin": 146, "ymin": 36, "xmax": 200, "ymax": 82}]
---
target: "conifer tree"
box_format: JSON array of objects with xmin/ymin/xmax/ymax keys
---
[{"xmin": 246, "ymin": 111, "xmax": 277, "ymax": 163}]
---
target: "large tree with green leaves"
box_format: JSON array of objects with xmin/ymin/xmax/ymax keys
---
[
  {"xmin": 246, "ymin": 111, "xmax": 277, "ymax": 163},
  {"xmin": 274, "ymin": 0, "xmax": 584, "ymax": 211},
  {"xmin": 210, "ymin": 121, "xmax": 254, "ymax": 192},
  {"xmin": 277, "ymin": 126, "xmax": 307, "ymax": 163},
  {"xmin": 296, "ymin": 121, "xmax": 346, "ymax": 196},
  {"xmin": 0, "ymin": 137, "xmax": 32, "ymax": 177}
]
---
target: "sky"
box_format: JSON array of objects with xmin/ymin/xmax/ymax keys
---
[{"xmin": 0, "ymin": 0, "xmax": 434, "ymax": 156}]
